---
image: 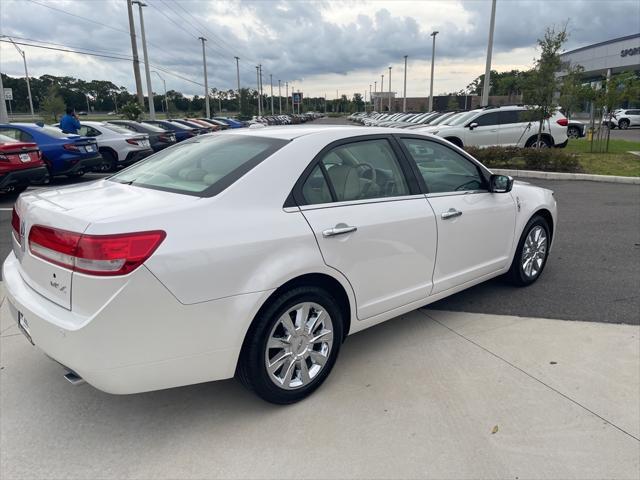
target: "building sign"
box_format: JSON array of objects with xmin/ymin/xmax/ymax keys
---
[
  {"xmin": 3, "ymin": 88, "xmax": 13, "ymax": 101},
  {"xmin": 292, "ymin": 92, "xmax": 303, "ymax": 104},
  {"xmin": 620, "ymin": 47, "xmax": 639, "ymax": 57}
]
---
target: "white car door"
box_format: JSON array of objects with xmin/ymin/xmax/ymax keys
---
[
  {"xmin": 462, "ymin": 111, "xmax": 500, "ymax": 147},
  {"xmin": 295, "ymin": 136, "xmax": 438, "ymax": 320},
  {"xmin": 398, "ymin": 137, "xmax": 516, "ymax": 294},
  {"xmin": 497, "ymin": 110, "xmax": 529, "ymax": 146}
]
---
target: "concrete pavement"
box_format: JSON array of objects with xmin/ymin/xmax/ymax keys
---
[{"xmin": 1, "ymin": 284, "xmax": 638, "ymax": 479}]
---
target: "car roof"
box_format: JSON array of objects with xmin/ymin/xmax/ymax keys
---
[{"xmin": 221, "ymin": 125, "xmax": 435, "ymax": 141}]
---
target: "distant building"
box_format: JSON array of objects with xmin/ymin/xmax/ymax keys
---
[{"xmin": 559, "ymin": 33, "xmax": 640, "ymax": 84}]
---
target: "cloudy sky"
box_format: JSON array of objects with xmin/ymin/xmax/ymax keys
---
[{"xmin": 1, "ymin": 0, "xmax": 638, "ymax": 100}]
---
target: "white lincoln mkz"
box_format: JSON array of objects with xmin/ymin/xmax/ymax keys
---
[{"xmin": 4, "ymin": 126, "xmax": 557, "ymax": 403}]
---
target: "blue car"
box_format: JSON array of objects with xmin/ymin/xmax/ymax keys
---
[
  {"xmin": 0, "ymin": 123, "xmax": 102, "ymax": 178},
  {"xmin": 213, "ymin": 117, "xmax": 245, "ymax": 128},
  {"xmin": 141, "ymin": 120, "xmax": 197, "ymax": 143}
]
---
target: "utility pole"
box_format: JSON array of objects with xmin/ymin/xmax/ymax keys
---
[
  {"xmin": 5, "ymin": 37, "xmax": 35, "ymax": 118},
  {"xmin": 374, "ymin": 81, "xmax": 377, "ymax": 111},
  {"xmin": 270, "ymin": 74, "xmax": 274, "ymax": 114},
  {"xmin": 388, "ymin": 66, "xmax": 392, "ymax": 112},
  {"xmin": 255, "ymin": 66, "xmax": 261, "ymax": 116},
  {"xmin": 152, "ymin": 71, "xmax": 168, "ymax": 115},
  {"xmin": 235, "ymin": 56, "xmax": 241, "ymax": 115},
  {"xmin": 403, "ymin": 55, "xmax": 408, "ymax": 112},
  {"xmin": 198, "ymin": 36, "xmax": 210, "ymax": 117},
  {"xmin": 278, "ymin": 80, "xmax": 282, "ymax": 114},
  {"xmin": 132, "ymin": 1, "xmax": 155, "ymax": 119},
  {"xmin": 0, "ymin": 73, "xmax": 9, "ymax": 123},
  {"xmin": 126, "ymin": 0, "xmax": 144, "ymax": 107},
  {"xmin": 482, "ymin": 0, "xmax": 497, "ymax": 107},
  {"xmin": 429, "ymin": 31, "xmax": 438, "ymax": 112}
]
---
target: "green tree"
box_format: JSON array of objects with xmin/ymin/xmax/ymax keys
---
[
  {"xmin": 40, "ymin": 86, "xmax": 65, "ymax": 122},
  {"xmin": 522, "ymin": 26, "xmax": 568, "ymax": 148},
  {"xmin": 446, "ymin": 96, "xmax": 459, "ymax": 111},
  {"xmin": 121, "ymin": 101, "xmax": 142, "ymax": 120}
]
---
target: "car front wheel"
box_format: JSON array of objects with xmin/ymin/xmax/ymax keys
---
[
  {"xmin": 237, "ymin": 286, "xmax": 343, "ymax": 404},
  {"xmin": 507, "ymin": 215, "xmax": 551, "ymax": 286}
]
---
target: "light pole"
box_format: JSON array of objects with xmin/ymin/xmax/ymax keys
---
[
  {"xmin": 380, "ymin": 74, "xmax": 384, "ymax": 111},
  {"xmin": 428, "ymin": 31, "xmax": 438, "ymax": 112},
  {"xmin": 403, "ymin": 55, "xmax": 408, "ymax": 112},
  {"xmin": 85, "ymin": 93, "xmax": 90, "ymax": 113},
  {"xmin": 270, "ymin": 74, "xmax": 274, "ymax": 115},
  {"xmin": 235, "ymin": 56, "xmax": 241, "ymax": 115},
  {"xmin": 482, "ymin": 0, "xmax": 497, "ymax": 107},
  {"xmin": 369, "ymin": 84, "xmax": 372, "ymax": 112},
  {"xmin": 126, "ymin": 0, "xmax": 144, "ymax": 107},
  {"xmin": 255, "ymin": 66, "xmax": 261, "ymax": 116},
  {"xmin": 198, "ymin": 36, "xmax": 210, "ymax": 117},
  {"xmin": 278, "ymin": 80, "xmax": 282, "ymax": 114},
  {"xmin": 258, "ymin": 64, "xmax": 263, "ymax": 114},
  {"xmin": 0, "ymin": 74, "xmax": 9, "ymax": 123},
  {"xmin": 4, "ymin": 37, "xmax": 35, "ymax": 118},
  {"xmin": 151, "ymin": 71, "xmax": 168, "ymax": 115},
  {"xmin": 132, "ymin": 1, "xmax": 155, "ymax": 119},
  {"xmin": 374, "ymin": 81, "xmax": 377, "ymax": 111},
  {"xmin": 388, "ymin": 66, "xmax": 392, "ymax": 112}
]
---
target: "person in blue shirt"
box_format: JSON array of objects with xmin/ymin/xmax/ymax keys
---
[{"xmin": 59, "ymin": 108, "xmax": 81, "ymax": 134}]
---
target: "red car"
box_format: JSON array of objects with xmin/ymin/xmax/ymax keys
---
[{"xmin": 0, "ymin": 134, "xmax": 49, "ymax": 194}]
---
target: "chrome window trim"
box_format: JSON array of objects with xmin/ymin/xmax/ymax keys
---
[
  {"xmin": 425, "ymin": 189, "xmax": 489, "ymax": 199},
  {"xmin": 299, "ymin": 194, "xmax": 426, "ymax": 211}
]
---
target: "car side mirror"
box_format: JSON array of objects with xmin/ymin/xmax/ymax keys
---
[
  {"xmin": 468, "ymin": 122, "xmax": 478, "ymax": 130},
  {"xmin": 490, "ymin": 174, "xmax": 513, "ymax": 193}
]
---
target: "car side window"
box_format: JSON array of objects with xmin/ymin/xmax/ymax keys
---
[
  {"xmin": 0, "ymin": 128, "xmax": 21, "ymax": 141},
  {"xmin": 498, "ymin": 111, "xmax": 519, "ymax": 125},
  {"xmin": 401, "ymin": 138, "xmax": 486, "ymax": 194},
  {"xmin": 301, "ymin": 165, "xmax": 332, "ymax": 205},
  {"xmin": 306, "ymin": 139, "xmax": 409, "ymax": 203},
  {"xmin": 79, "ymin": 126, "xmax": 100, "ymax": 137},
  {"xmin": 474, "ymin": 112, "xmax": 501, "ymax": 127}
]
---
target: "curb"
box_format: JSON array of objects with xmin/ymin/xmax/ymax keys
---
[{"xmin": 493, "ymin": 169, "xmax": 640, "ymax": 185}]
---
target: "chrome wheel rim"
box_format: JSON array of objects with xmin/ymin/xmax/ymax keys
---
[
  {"xmin": 522, "ymin": 226, "xmax": 548, "ymax": 279},
  {"xmin": 265, "ymin": 302, "xmax": 334, "ymax": 390}
]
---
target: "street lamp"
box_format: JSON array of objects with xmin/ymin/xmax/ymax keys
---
[
  {"xmin": 403, "ymin": 55, "xmax": 408, "ymax": 112},
  {"xmin": 482, "ymin": 0, "xmax": 497, "ymax": 107},
  {"xmin": 132, "ymin": 1, "xmax": 156, "ymax": 119},
  {"xmin": 3, "ymin": 36, "xmax": 35, "ymax": 118},
  {"xmin": 151, "ymin": 71, "xmax": 168, "ymax": 115},
  {"xmin": 388, "ymin": 66, "xmax": 392, "ymax": 112},
  {"xmin": 428, "ymin": 31, "xmax": 438, "ymax": 112}
]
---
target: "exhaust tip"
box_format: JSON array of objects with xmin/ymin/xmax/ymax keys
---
[{"xmin": 64, "ymin": 371, "xmax": 86, "ymax": 386}]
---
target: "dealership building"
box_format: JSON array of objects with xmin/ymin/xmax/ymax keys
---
[{"xmin": 559, "ymin": 33, "xmax": 640, "ymax": 83}]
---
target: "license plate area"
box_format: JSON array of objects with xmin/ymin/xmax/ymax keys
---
[
  {"xmin": 19, "ymin": 153, "xmax": 31, "ymax": 162},
  {"xmin": 8, "ymin": 301, "xmax": 34, "ymax": 345}
]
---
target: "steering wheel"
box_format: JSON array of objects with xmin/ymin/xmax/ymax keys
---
[{"xmin": 355, "ymin": 163, "xmax": 377, "ymax": 184}]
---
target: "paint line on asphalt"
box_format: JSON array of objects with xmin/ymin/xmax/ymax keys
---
[{"xmin": 420, "ymin": 310, "xmax": 640, "ymax": 443}]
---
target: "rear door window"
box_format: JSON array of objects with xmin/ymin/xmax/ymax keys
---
[{"xmin": 474, "ymin": 112, "xmax": 501, "ymax": 127}]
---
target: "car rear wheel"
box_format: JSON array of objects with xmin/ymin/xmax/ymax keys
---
[
  {"xmin": 525, "ymin": 136, "xmax": 551, "ymax": 148},
  {"xmin": 506, "ymin": 215, "xmax": 550, "ymax": 286},
  {"xmin": 100, "ymin": 150, "xmax": 118, "ymax": 172},
  {"xmin": 567, "ymin": 126, "xmax": 581, "ymax": 139},
  {"xmin": 618, "ymin": 119, "xmax": 630, "ymax": 130},
  {"xmin": 237, "ymin": 286, "xmax": 343, "ymax": 404}
]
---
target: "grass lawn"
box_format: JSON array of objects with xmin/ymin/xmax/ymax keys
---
[{"xmin": 565, "ymin": 138, "xmax": 640, "ymax": 177}]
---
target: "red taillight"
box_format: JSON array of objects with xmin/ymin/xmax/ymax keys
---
[
  {"xmin": 28, "ymin": 225, "xmax": 166, "ymax": 276},
  {"xmin": 11, "ymin": 207, "xmax": 20, "ymax": 240},
  {"xmin": 126, "ymin": 137, "xmax": 146, "ymax": 145},
  {"xmin": 556, "ymin": 118, "xmax": 568, "ymax": 126},
  {"xmin": 0, "ymin": 154, "xmax": 8, "ymax": 162},
  {"xmin": 63, "ymin": 143, "xmax": 80, "ymax": 152}
]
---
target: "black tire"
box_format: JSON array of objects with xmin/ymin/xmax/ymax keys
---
[
  {"xmin": 100, "ymin": 149, "xmax": 118, "ymax": 172},
  {"xmin": 506, "ymin": 214, "xmax": 551, "ymax": 286},
  {"xmin": 618, "ymin": 119, "xmax": 630, "ymax": 130},
  {"xmin": 525, "ymin": 136, "xmax": 552, "ymax": 148},
  {"xmin": 567, "ymin": 126, "xmax": 580, "ymax": 139},
  {"xmin": 236, "ymin": 286, "xmax": 344, "ymax": 404}
]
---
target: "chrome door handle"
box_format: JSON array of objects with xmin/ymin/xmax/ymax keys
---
[
  {"xmin": 322, "ymin": 224, "xmax": 357, "ymax": 237},
  {"xmin": 441, "ymin": 208, "xmax": 462, "ymax": 220}
]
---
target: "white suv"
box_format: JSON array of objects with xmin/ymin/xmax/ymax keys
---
[
  {"xmin": 414, "ymin": 106, "xmax": 569, "ymax": 148},
  {"xmin": 610, "ymin": 109, "xmax": 640, "ymax": 129}
]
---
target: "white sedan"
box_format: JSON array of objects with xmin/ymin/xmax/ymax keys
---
[{"xmin": 4, "ymin": 127, "xmax": 557, "ymax": 404}]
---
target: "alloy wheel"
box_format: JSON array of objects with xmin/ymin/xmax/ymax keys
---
[
  {"xmin": 521, "ymin": 226, "xmax": 548, "ymax": 279},
  {"xmin": 265, "ymin": 302, "xmax": 334, "ymax": 390}
]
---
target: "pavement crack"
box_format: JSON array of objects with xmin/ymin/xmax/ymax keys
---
[{"xmin": 420, "ymin": 310, "xmax": 640, "ymax": 443}]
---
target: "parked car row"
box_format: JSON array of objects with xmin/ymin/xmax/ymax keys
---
[
  {"xmin": 249, "ymin": 112, "xmax": 324, "ymax": 126},
  {"xmin": 349, "ymin": 105, "xmax": 569, "ymax": 149},
  {"xmin": 0, "ymin": 116, "xmax": 250, "ymax": 193},
  {"xmin": 602, "ymin": 108, "xmax": 640, "ymax": 129}
]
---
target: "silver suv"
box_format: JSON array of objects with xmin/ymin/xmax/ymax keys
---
[{"xmin": 414, "ymin": 106, "xmax": 569, "ymax": 148}]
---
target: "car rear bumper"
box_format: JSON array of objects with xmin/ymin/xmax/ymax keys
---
[
  {"xmin": 54, "ymin": 155, "xmax": 104, "ymax": 176},
  {"xmin": 0, "ymin": 166, "xmax": 49, "ymax": 190},
  {"xmin": 122, "ymin": 149, "xmax": 153, "ymax": 166},
  {"xmin": 2, "ymin": 252, "xmax": 270, "ymax": 394}
]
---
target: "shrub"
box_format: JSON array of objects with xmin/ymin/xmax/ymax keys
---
[{"xmin": 464, "ymin": 146, "xmax": 582, "ymax": 173}]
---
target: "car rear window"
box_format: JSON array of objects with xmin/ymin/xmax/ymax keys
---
[
  {"xmin": 103, "ymin": 123, "xmax": 135, "ymax": 134},
  {"xmin": 40, "ymin": 125, "xmax": 74, "ymax": 138},
  {"xmin": 109, "ymin": 134, "xmax": 288, "ymax": 197}
]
